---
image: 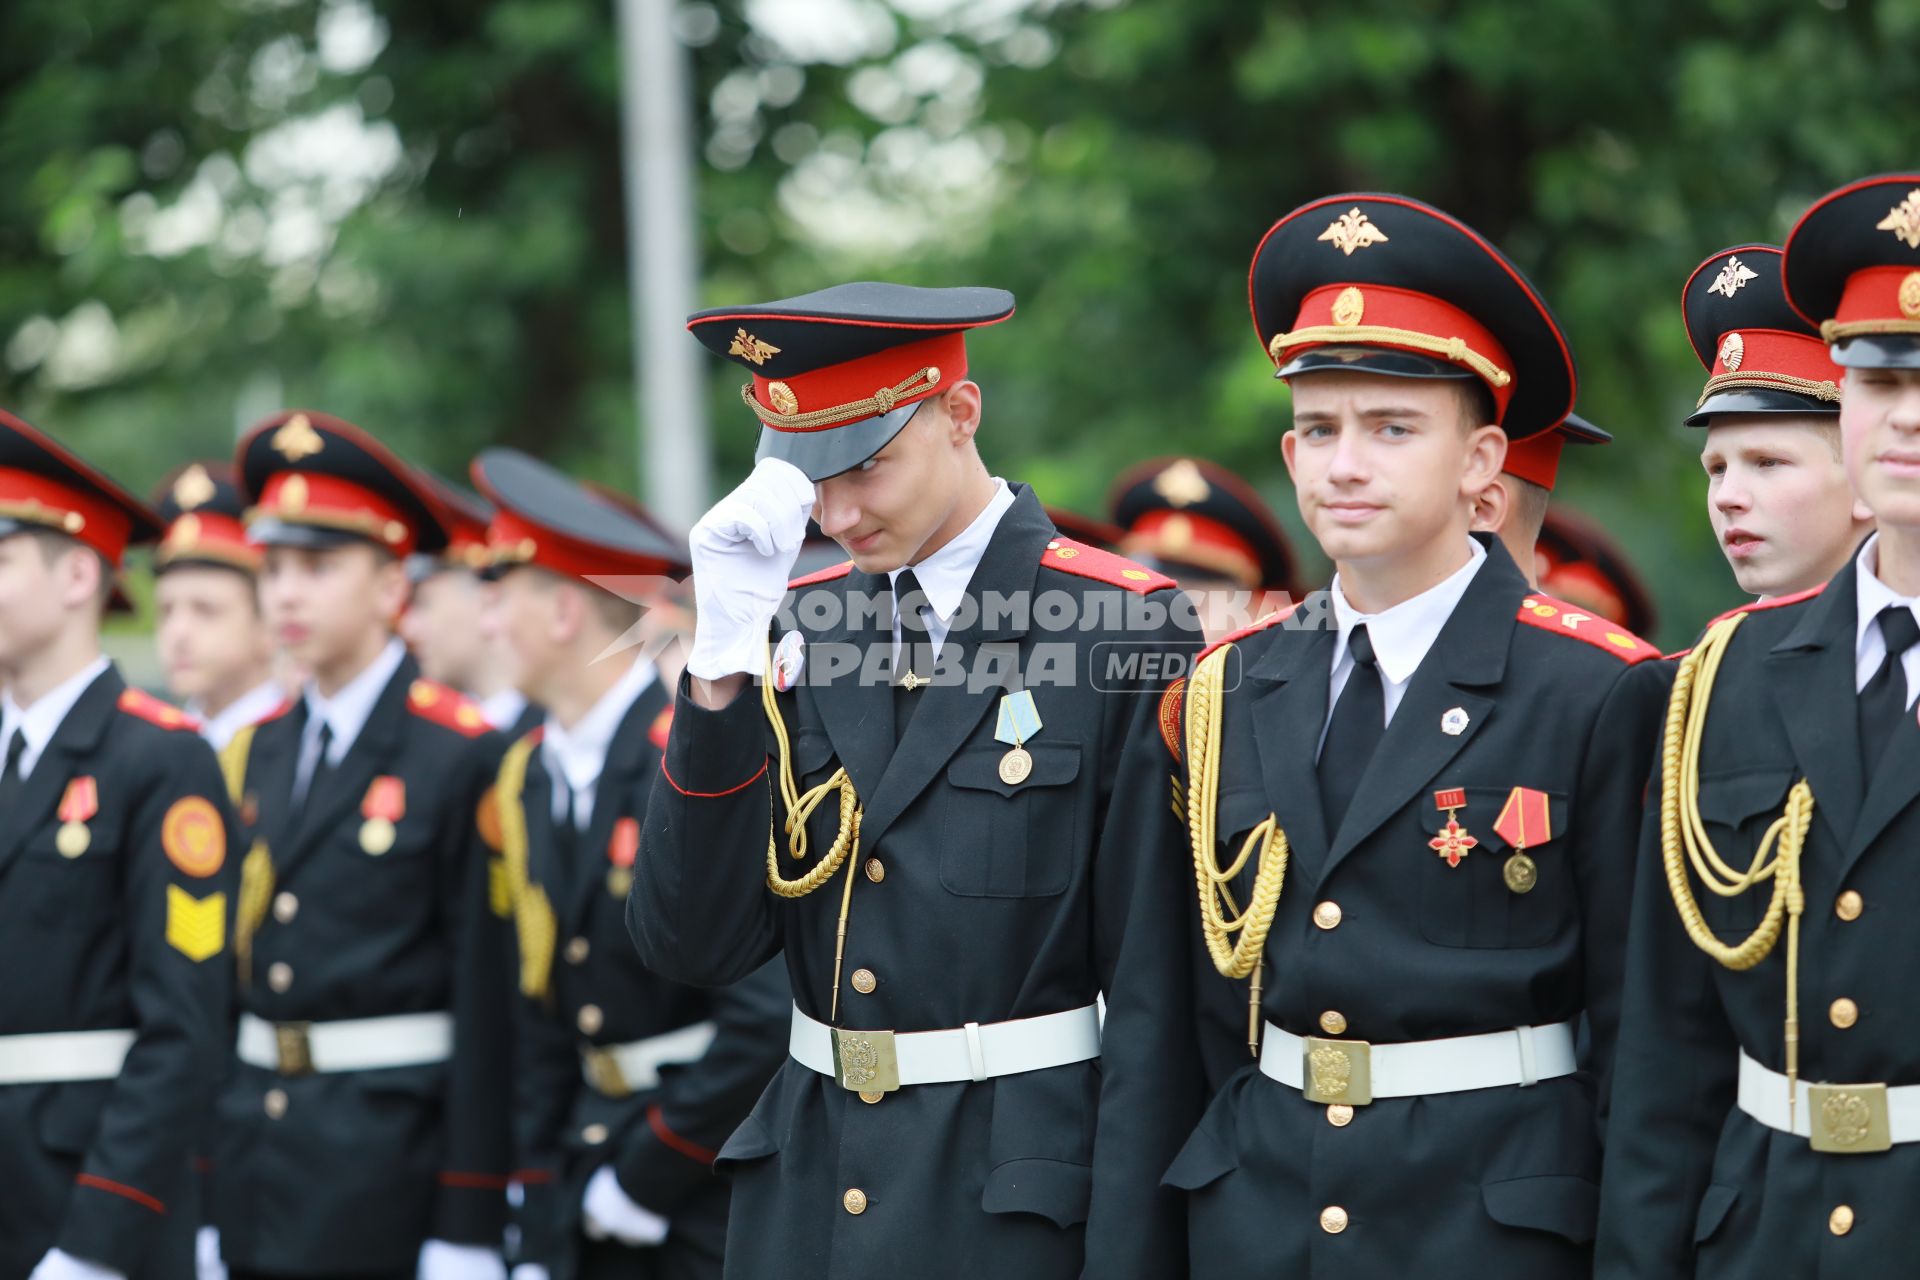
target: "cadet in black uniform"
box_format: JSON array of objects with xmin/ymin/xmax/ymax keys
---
[
  {"xmin": 468, "ymin": 448, "xmax": 785, "ymax": 1280},
  {"xmin": 208, "ymin": 411, "xmax": 513, "ymax": 1280},
  {"xmin": 0, "ymin": 409, "xmax": 236, "ymax": 1280},
  {"xmin": 630, "ymin": 284, "xmax": 1203, "ymax": 1279},
  {"xmin": 1597, "ymin": 172, "xmax": 1920, "ymax": 1279},
  {"xmin": 1159, "ymin": 195, "xmax": 1669, "ymax": 1277}
]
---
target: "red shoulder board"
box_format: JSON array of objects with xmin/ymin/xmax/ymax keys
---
[
  {"xmin": 1702, "ymin": 583, "xmax": 1825, "ymax": 633},
  {"xmin": 520, "ymin": 724, "xmax": 546, "ymax": 748},
  {"xmin": 1158, "ymin": 677, "xmax": 1186, "ymax": 762},
  {"xmin": 647, "ymin": 705, "xmax": 673, "ymax": 750},
  {"xmin": 1515, "ymin": 595, "xmax": 1662, "ymax": 663},
  {"xmin": 118, "ymin": 687, "xmax": 201, "ymax": 732},
  {"xmin": 1041, "ymin": 538, "xmax": 1175, "ymax": 593},
  {"xmin": 789, "ymin": 560, "xmax": 854, "ymax": 589},
  {"xmin": 253, "ymin": 698, "xmax": 297, "ymax": 727},
  {"xmin": 406, "ymin": 679, "xmax": 491, "ymax": 737},
  {"xmin": 1196, "ymin": 602, "xmax": 1301, "ymax": 666}
]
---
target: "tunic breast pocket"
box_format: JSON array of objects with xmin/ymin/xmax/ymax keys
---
[
  {"xmin": 20, "ymin": 832, "xmax": 122, "ymax": 930},
  {"xmin": 939, "ymin": 743, "xmax": 1082, "ymax": 898},
  {"xmin": 1690, "ymin": 768, "xmax": 1797, "ymax": 940},
  {"xmin": 1416, "ymin": 786, "xmax": 1572, "ymax": 949}
]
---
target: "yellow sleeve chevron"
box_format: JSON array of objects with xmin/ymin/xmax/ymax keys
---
[{"xmin": 167, "ymin": 885, "xmax": 227, "ymax": 963}]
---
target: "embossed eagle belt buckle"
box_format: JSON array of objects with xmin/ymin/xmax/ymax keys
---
[
  {"xmin": 583, "ymin": 1047, "xmax": 632, "ymax": 1100},
  {"xmin": 1807, "ymin": 1082, "xmax": 1892, "ymax": 1154},
  {"xmin": 831, "ymin": 1028, "xmax": 900, "ymax": 1095},
  {"xmin": 1302, "ymin": 1036, "xmax": 1373, "ymax": 1107},
  {"xmin": 274, "ymin": 1022, "xmax": 315, "ymax": 1077}
]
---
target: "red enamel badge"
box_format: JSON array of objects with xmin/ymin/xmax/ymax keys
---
[
  {"xmin": 1494, "ymin": 787, "xmax": 1552, "ymax": 849},
  {"xmin": 1429, "ymin": 789, "xmax": 1477, "ymax": 868}
]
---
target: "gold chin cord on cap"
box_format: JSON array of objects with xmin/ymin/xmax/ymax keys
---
[
  {"xmin": 1662, "ymin": 612, "xmax": 1815, "ymax": 1124},
  {"xmin": 1185, "ymin": 642, "xmax": 1291, "ymax": 1057},
  {"xmin": 762, "ymin": 642, "xmax": 865, "ymax": 1020}
]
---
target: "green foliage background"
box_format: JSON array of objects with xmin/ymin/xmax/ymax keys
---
[{"xmin": 4, "ymin": 0, "xmax": 1917, "ymax": 647}]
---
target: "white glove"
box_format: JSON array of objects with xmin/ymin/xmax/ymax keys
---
[
  {"xmin": 685, "ymin": 458, "xmax": 816, "ymax": 680},
  {"xmin": 27, "ymin": 1251, "xmax": 125, "ymax": 1280},
  {"xmin": 415, "ymin": 1240, "xmax": 505, "ymax": 1280},
  {"xmin": 580, "ymin": 1165, "xmax": 669, "ymax": 1248},
  {"xmin": 196, "ymin": 1227, "xmax": 226, "ymax": 1280}
]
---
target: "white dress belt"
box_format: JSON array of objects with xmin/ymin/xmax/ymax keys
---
[
  {"xmin": 788, "ymin": 1003, "xmax": 1101, "ymax": 1092},
  {"xmin": 237, "ymin": 1010, "xmax": 454, "ymax": 1075},
  {"xmin": 1737, "ymin": 1051, "xmax": 1920, "ymax": 1149},
  {"xmin": 581, "ymin": 1020, "xmax": 718, "ymax": 1094},
  {"xmin": 0, "ymin": 1029, "xmax": 137, "ymax": 1085},
  {"xmin": 1260, "ymin": 1020, "xmax": 1577, "ymax": 1099}
]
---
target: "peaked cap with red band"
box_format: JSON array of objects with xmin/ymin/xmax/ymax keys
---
[
  {"xmin": 152, "ymin": 460, "xmax": 260, "ymax": 574},
  {"xmin": 1250, "ymin": 193, "xmax": 1576, "ymax": 439},
  {"xmin": 0, "ymin": 408, "xmax": 161, "ymax": 567},
  {"xmin": 472, "ymin": 447, "xmax": 689, "ymax": 583},
  {"xmin": 1534, "ymin": 505, "xmax": 1658, "ymax": 638},
  {"xmin": 1681, "ymin": 243, "xmax": 1840, "ymax": 426},
  {"xmin": 1783, "ymin": 173, "xmax": 1920, "ymax": 370},
  {"xmin": 1501, "ymin": 412, "xmax": 1611, "ymax": 491},
  {"xmin": 412, "ymin": 471, "xmax": 495, "ymax": 578},
  {"xmin": 1108, "ymin": 456, "xmax": 1297, "ymax": 593},
  {"xmin": 237, "ymin": 411, "xmax": 451, "ymax": 558},
  {"xmin": 687, "ymin": 282, "xmax": 1015, "ymax": 481}
]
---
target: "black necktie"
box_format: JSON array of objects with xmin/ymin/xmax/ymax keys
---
[
  {"xmin": 892, "ymin": 569, "xmax": 932, "ymax": 743},
  {"xmin": 1319, "ymin": 624, "xmax": 1386, "ymax": 833},
  {"xmin": 1859, "ymin": 605, "xmax": 1920, "ymax": 771},
  {"xmin": 0, "ymin": 728, "xmax": 26, "ymax": 814},
  {"xmin": 299, "ymin": 722, "xmax": 335, "ymax": 816}
]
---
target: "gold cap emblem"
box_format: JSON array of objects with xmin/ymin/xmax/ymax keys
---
[
  {"xmin": 1718, "ymin": 332, "xmax": 1745, "ymax": 372},
  {"xmin": 1318, "ymin": 208, "xmax": 1389, "ymax": 256},
  {"xmin": 767, "ymin": 381, "xmax": 800, "ymax": 416},
  {"xmin": 1331, "ymin": 286, "xmax": 1366, "ymax": 327},
  {"xmin": 1877, "ymin": 189, "xmax": 1920, "ymax": 250},
  {"xmin": 1901, "ymin": 271, "xmax": 1920, "ymax": 320},
  {"xmin": 1152, "ymin": 458, "xmax": 1212, "ymax": 507},
  {"xmin": 1708, "ymin": 255, "xmax": 1759, "ymax": 299},
  {"xmin": 279, "ymin": 474, "xmax": 309, "ymax": 514},
  {"xmin": 168, "ymin": 513, "xmax": 202, "ymax": 547},
  {"xmin": 271, "ymin": 414, "xmax": 324, "ymax": 462},
  {"xmin": 728, "ymin": 328, "xmax": 782, "ymax": 366},
  {"xmin": 1161, "ymin": 513, "xmax": 1194, "ymax": 552},
  {"xmin": 172, "ymin": 463, "xmax": 217, "ymax": 511}
]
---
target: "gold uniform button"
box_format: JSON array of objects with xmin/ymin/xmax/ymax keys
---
[
  {"xmin": 264, "ymin": 1088, "xmax": 288, "ymax": 1119},
  {"xmin": 851, "ymin": 969, "xmax": 877, "ymax": 995},
  {"xmin": 1319, "ymin": 1010, "xmax": 1348, "ymax": 1036},
  {"xmin": 865, "ymin": 858, "xmax": 885, "ymax": 883},
  {"xmin": 1830, "ymin": 1204, "xmax": 1855, "ymax": 1236},
  {"xmin": 843, "ymin": 1188, "xmax": 869, "ymax": 1215},
  {"xmin": 1836, "ymin": 890, "xmax": 1864, "ymax": 922},
  {"xmin": 578, "ymin": 1004, "xmax": 604, "ymax": 1035},
  {"xmin": 1830, "ymin": 998, "xmax": 1859, "ymax": 1030},
  {"xmin": 582, "ymin": 1123, "xmax": 609, "ymax": 1145},
  {"xmin": 272, "ymin": 892, "xmax": 299, "ymax": 924},
  {"xmin": 1320, "ymin": 1205, "xmax": 1349, "ymax": 1234},
  {"xmin": 565, "ymin": 937, "xmax": 591, "ymax": 965},
  {"xmin": 1326, "ymin": 1104, "xmax": 1355, "ymax": 1127},
  {"xmin": 1313, "ymin": 901, "xmax": 1343, "ymax": 931},
  {"xmin": 267, "ymin": 963, "xmax": 294, "ymax": 993}
]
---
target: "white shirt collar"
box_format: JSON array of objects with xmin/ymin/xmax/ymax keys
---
[
  {"xmin": 193, "ymin": 680, "xmax": 289, "ymax": 752},
  {"xmin": 1852, "ymin": 533, "xmax": 1920, "ymax": 699},
  {"xmin": 888, "ymin": 479, "xmax": 1015, "ymax": 630},
  {"xmin": 301, "ymin": 637, "xmax": 408, "ymax": 764},
  {"xmin": 1329, "ymin": 538, "xmax": 1487, "ymax": 687},
  {"xmin": 0, "ymin": 656, "xmax": 112, "ymax": 780},
  {"xmin": 479, "ymin": 687, "xmax": 530, "ymax": 734},
  {"xmin": 542, "ymin": 656, "xmax": 658, "ymax": 824}
]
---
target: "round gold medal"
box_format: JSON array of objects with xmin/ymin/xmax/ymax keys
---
[
  {"xmin": 607, "ymin": 867, "xmax": 634, "ymax": 898},
  {"xmin": 56, "ymin": 821, "xmax": 91, "ymax": 859},
  {"xmin": 998, "ymin": 746, "xmax": 1033, "ymax": 786},
  {"xmin": 359, "ymin": 816, "xmax": 397, "ymax": 856},
  {"xmin": 1503, "ymin": 852, "xmax": 1538, "ymax": 894}
]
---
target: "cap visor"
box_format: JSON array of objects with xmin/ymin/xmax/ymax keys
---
[
  {"xmin": 1685, "ymin": 387, "xmax": 1841, "ymax": 427},
  {"xmin": 246, "ymin": 517, "xmax": 378, "ymax": 553},
  {"xmin": 1831, "ymin": 334, "xmax": 1920, "ymax": 369},
  {"xmin": 754, "ymin": 401, "xmax": 922, "ymax": 482},
  {"xmin": 1276, "ymin": 347, "xmax": 1479, "ymax": 383}
]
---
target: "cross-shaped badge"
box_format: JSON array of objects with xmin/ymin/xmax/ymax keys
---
[{"xmin": 1428, "ymin": 788, "xmax": 1477, "ymax": 868}]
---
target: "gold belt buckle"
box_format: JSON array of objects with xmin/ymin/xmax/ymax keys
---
[
  {"xmin": 583, "ymin": 1047, "xmax": 632, "ymax": 1099},
  {"xmin": 274, "ymin": 1022, "xmax": 314, "ymax": 1077},
  {"xmin": 830, "ymin": 1028, "xmax": 900, "ymax": 1095},
  {"xmin": 1302, "ymin": 1036, "xmax": 1373, "ymax": 1106},
  {"xmin": 1807, "ymin": 1082, "xmax": 1892, "ymax": 1154}
]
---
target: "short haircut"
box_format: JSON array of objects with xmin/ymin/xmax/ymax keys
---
[
  {"xmin": 1812, "ymin": 419, "xmax": 1844, "ymax": 462},
  {"xmin": 1507, "ymin": 475, "xmax": 1552, "ymax": 547},
  {"xmin": 1456, "ymin": 379, "xmax": 1498, "ymax": 432},
  {"xmin": 27, "ymin": 528, "xmax": 114, "ymax": 610},
  {"xmin": 585, "ymin": 583, "xmax": 643, "ymax": 637}
]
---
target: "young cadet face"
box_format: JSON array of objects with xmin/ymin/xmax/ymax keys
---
[
  {"xmin": 259, "ymin": 542, "xmax": 408, "ymax": 675},
  {"xmin": 812, "ymin": 383, "xmax": 986, "ymax": 574},
  {"xmin": 482, "ymin": 565, "xmax": 563, "ymax": 704},
  {"xmin": 400, "ymin": 567, "xmax": 490, "ymax": 689},
  {"xmin": 1282, "ymin": 370, "xmax": 1506, "ymax": 574},
  {"xmin": 0, "ymin": 531, "xmax": 108, "ymax": 668},
  {"xmin": 1841, "ymin": 366, "xmax": 1920, "ymax": 532},
  {"xmin": 155, "ymin": 565, "xmax": 272, "ymax": 702},
  {"xmin": 1701, "ymin": 415, "xmax": 1871, "ymax": 597}
]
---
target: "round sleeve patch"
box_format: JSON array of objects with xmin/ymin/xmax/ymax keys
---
[{"xmin": 162, "ymin": 796, "xmax": 227, "ymax": 878}]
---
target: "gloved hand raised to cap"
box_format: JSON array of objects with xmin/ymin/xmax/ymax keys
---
[{"xmin": 685, "ymin": 457, "xmax": 816, "ymax": 683}]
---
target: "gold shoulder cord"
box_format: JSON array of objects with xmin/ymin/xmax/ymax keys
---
[
  {"xmin": 1185, "ymin": 643, "xmax": 1291, "ymax": 1056},
  {"xmin": 760, "ymin": 643, "xmax": 865, "ymax": 1020},
  {"xmin": 1662, "ymin": 613, "xmax": 1815, "ymax": 1122},
  {"xmin": 496, "ymin": 735, "xmax": 558, "ymax": 1000},
  {"xmin": 221, "ymin": 724, "xmax": 273, "ymax": 987}
]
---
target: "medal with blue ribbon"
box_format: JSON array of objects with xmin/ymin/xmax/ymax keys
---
[{"xmin": 994, "ymin": 690, "xmax": 1043, "ymax": 785}]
